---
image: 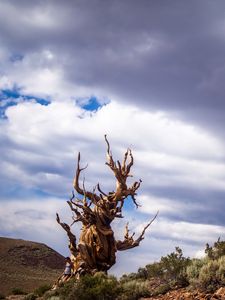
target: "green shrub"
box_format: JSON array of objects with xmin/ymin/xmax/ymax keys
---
[
  {"xmin": 205, "ymin": 238, "xmax": 225, "ymax": 260},
  {"xmin": 136, "ymin": 267, "xmax": 148, "ymax": 279},
  {"xmin": 198, "ymin": 260, "xmax": 220, "ymax": 292},
  {"xmin": 56, "ymin": 272, "xmax": 120, "ymax": 300},
  {"xmin": 120, "ymin": 272, "xmax": 139, "ymax": 282},
  {"xmin": 186, "ymin": 254, "xmax": 225, "ymax": 292},
  {"xmin": 119, "ymin": 279, "xmax": 150, "ymax": 300},
  {"xmin": 160, "ymin": 247, "xmax": 190, "ymax": 286},
  {"xmin": 145, "ymin": 261, "xmax": 163, "ymax": 278},
  {"xmin": 43, "ymin": 289, "xmax": 60, "ymax": 300},
  {"xmin": 54, "ymin": 278, "xmax": 76, "ymax": 299},
  {"xmin": 186, "ymin": 257, "xmax": 208, "ymax": 287},
  {"xmin": 119, "ymin": 246, "xmax": 190, "ymax": 297},
  {"xmin": 11, "ymin": 287, "xmax": 27, "ymax": 295},
  {"xmin": 152, "ymin": 283, "xmax": 171, "ymax": 296},
  {"xmin": 24, "ymin": 293, "xmax": 37, "ymax": 300},
  {"xmin": 216, "ymin": 255, "xmax": 225, "ymax": 284},
  {"xmin": 77, "ymin": 273, "xmax": 119, "ymax": 300},
  {"xmin": 34, "ymin": 284, "xmax": 51, "ymax": 296}
]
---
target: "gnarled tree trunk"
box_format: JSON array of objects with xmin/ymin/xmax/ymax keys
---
[{"xmin": 56, "ymin": 136, "xmax": 158, "ymax": 280}]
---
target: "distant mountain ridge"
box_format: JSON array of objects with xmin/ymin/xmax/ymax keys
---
[{"xmin": 0, "ymin": 236, "xmax": 65, "ymax": 296}]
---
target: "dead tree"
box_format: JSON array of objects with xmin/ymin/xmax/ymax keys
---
[{"xmin": 56, "ymin": 136, "xmax": 158, "ymax": 278}]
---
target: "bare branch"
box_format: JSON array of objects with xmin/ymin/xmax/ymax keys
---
[
  {"xmin": 104, "ymin": 134, "xmax": 111, "ymax": 155},
  {"xmin": 56, "ymin": 213, "xmax": 78, "ymax": 256},
  {"xmin": 131, "ymin": 195, "xmax": 141, "ymax": 208},
  {"xmin": 73, "ymin": 152, "xmax": 101, "ymax": 203},
  {"xmin": 122, "ymin": 149, "xmax": 129, "ymax": 173},
  {"xmin": 134, "ymin": 211, "xmax": 159, "ymax": 244},
  {"xmin": 116, "ymin": 211, "xmax": 159, "ymax": 251},
  {"xmin": 125, "ymin": 149, "xmax": 134, "ymax": 176},
  {"xmin": 73, "ymin": 152, "xmax": 88, "ymax": 195},
  {"xmin": 103, "ymin": 136, "xmax": 142, "ymax": 212},
  {"xmin": 97, "ymin": 183, "xmax": 107, "ymax": 197}
]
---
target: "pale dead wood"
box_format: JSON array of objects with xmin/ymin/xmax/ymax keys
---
[
  {"xmin": 116, "ymin": 211, "xmax": 159, "ymax": 251},
  {"xmin": 56, "ymin": 213, "xmax": 78, "ymax": 256},
  {"xmin": 56, "ymin": 136, "xmax": 158, "ymax": 281}
]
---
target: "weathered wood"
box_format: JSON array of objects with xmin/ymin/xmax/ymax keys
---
[{"xmin": 56, "ymin": 136, "xmax": 157, "ymax": 280}]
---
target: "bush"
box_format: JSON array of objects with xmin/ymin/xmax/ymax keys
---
[
  {"xmin": 205, "ymin": 238, "xmax": 225, "ymax": 260},
  {"xmin": 186, "ymin": 254, "xmax": 225, "ymax": 292},
  {"xmin": 119, "ymin": 279, "xmax": 150, "ymax": 300},
  {"xmin": 216, "ymin": 255, "xmax": 225, "ymax": 284},
  {"xmin": 136, "ymin": 267, "xmax": 148, "ymax": 279},
  {"xmin": 152, "ymin": 283, "xmax": 171, "ymax": 296},
  {"xmin": 34, "ymin": 284, "xmax": 51, "ymax": 296},
  {"xmin": 76, "ymin": 273, "xmax": 119, "ymax": 300},
  {"xmin": 24, "ymin": 293, "xmax": 37, "ymax": 300},
  {"xmin": 11, "ymin": 287, "xmax": 27, "ymax": 295},
  {"xmin": 198, "ymin": 259, "xmax": 220, "ymax": 292},
  {"xmin": 160, "ymin": 247, "xmax": 190, "ymax": 286},
  {"xmin": 56, "ymin": 272, "xmax": 120, "ymax": 300},
  {"xmin": 43, "ymin": 289, "xmax": 60, "ymax": 300},
  {"xmin": 145, "ymin": 262, "xmax": 163, "ymax": 279},
  {"xmin": 43, "ymin": 242, "xmax": 224, "ymax": 299},
  {"xmin": 120, "ymin": 272, "xmax": 139, "ymax": 283},
  {"xmin": 186, "ymin": 257, "xmax": 208, "ymax": 287},
  {"xmin": 53, "ymin": 278, "xmax": 75, "ymax": 300}
]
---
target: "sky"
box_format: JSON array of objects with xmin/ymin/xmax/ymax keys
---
[{"xmin": 0, "ymin": 0, "xmax": 225, "ymax": 277}]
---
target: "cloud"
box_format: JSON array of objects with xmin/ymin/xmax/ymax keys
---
[
  {"xmin": 0, "ymin": 197, "xmax": 70, "ymax": 255},
  {"xmin": 1, "ymin": 1, "xmax": 225, "ymax": 136},
  {"xmin": 1, "ymin": 99, "xmax": 225, "ymax": 227},
  {"xmin": 1, "ymin": 0, "xmax": 225, "ymax": 276},
  {"xmin": 2, "ymin": 100, "xmax": 225, "ymax": 196}
]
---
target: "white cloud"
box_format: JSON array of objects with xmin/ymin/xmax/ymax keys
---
[
  {"xmin": 2, "ymin": 100, "xmax": 225, "ymax": 196},
  {"xmin": 153, "ymin": 218, "xmax": 225, "ymax": 244},
  {"xmin": 1, "ymin": 97, "xmax": 225, "ymax": 276},
  {"xmin": 0, "ymin": 197, "xmax": 71, "ymax": 254},
  {"xmin": 1, "ymin": 0, "xmax": 225, "ymax": 278}
]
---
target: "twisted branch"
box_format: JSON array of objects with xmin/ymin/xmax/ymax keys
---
[
  {"xmin": 56, "ymin": 213, "xmax": 78, "ymax": 256},
  {"xmin": 116, "ymin": 211, "xmax": 159, "ymax": 251}
]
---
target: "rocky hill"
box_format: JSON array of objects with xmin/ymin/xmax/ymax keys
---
[{"xmin": 0, "ymin": 237, "xmax": 65, "ymax": 296}]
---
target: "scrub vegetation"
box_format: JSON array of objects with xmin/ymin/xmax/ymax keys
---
[{"xmin": 42, "ymin": 238, "xmax": 225, "ymax": 300}]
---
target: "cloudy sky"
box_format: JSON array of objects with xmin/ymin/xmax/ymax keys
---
[{"xmin": 1, "ymin": 0, "xmax": 225, "ymax": 276}]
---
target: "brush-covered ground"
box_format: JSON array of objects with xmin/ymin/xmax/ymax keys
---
[
  {"xmin": 1, "ymin": 238, "xmax": 225, "ymax": 300},
  {"xmin": 0, "ymin": 237, "xmax": 65, "ymax": 297}
]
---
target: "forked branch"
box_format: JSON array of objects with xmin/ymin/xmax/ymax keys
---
[
  {"xmin": 56, "ymin": 213, "xmax": 78, "ymax": 256},
  {"xmin": 73, "ymin": 152, "xmax": 100, "ymax": 203},
  {"xmin": 116, "ymin": 211, "xmax": 159, "ymax": 251},
  {"xmin": 104, "ymin": 135, "xmax": 141, "ymax": 208}
]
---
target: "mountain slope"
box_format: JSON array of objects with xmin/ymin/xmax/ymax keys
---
[{"xmin": 0, "ymin": 237, "xmax": 65, "ymax": 296}]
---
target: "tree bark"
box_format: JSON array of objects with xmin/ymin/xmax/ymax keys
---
[{"xmin": 56, "ymin": 136, "xmax": 158, "ymax": 280}]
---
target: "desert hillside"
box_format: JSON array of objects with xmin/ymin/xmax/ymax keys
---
[{"xmin": 0, "ymin": 237, "xmax": 65, "ymax": 295}]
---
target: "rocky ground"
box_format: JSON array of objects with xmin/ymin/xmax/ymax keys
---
[
  {"xmin": 141, "ymin": 287, "xmax": 225, "ymax": 300},
  {"xmin": 5, "ymin": 287, "xmax": 225, "ymax": 300}
]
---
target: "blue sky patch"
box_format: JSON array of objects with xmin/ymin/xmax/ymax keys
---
[
  {"xmin": 76, "ymin": 96, "xmax": 110, "ymax": 112},
  {"xmin": 0, "ymin": 88, "xmax": 50, "ymax": 118},
  {"xmin": 81, "ymin": 97, "xmax": 102, "ymax": 111}
]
